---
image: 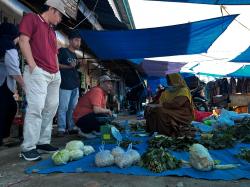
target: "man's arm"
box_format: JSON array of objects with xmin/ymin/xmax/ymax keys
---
[
  {"xmin": 19, "ymin": 34, "xmax": 36, "ymax": 73},
  {"xmin": 59, "ymin": 63, "xmax": 75, "ymax": 69},
  {"xmin": 93, "ymin": 106, "xmax": 112, "ymax": 116}
]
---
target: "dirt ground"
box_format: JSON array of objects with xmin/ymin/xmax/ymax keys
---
[{"xmin": 0, "ymin": 115, "xmax": 249, "ymax": 187}]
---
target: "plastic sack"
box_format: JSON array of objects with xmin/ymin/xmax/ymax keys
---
[
  {"xmin": 189, "ymin": 144, "xmax": 214, "ymax": 171},
  {"xmin": 127, "ymin": 148, "xmax": 140, "ymax": 163},
  {"xmin": 115, "ymin": 144, "xmax": 140, "ymax": 168},
  {"xmin": 82, "ymin": 145, "xmax": 95, "ymax": 155},
  {"xmin": 111, "ymin": 145, "xmax": 125, "ymax": 158},
  {"xmin": 95, "ymin": 146, "xmax": 114, "ymax": 167},
  {"xmin": 65, "ymin": 140, "xmax": 84, "ymax": 151},
  {"xmin": 69, "ymin": 149, "xmax": 84, "ymax": 161},
  {"xmin": 216, "ymin": 108, "xmax": 235, "ymax": 126},
  {"xmin": 52, "ymin": 149, "xmax": 70, "ymax": 165}
]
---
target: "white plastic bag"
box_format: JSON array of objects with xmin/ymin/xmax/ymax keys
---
[
  {"xmin": 115, "ymin": 144, "xmax": 140, "ymax": 168},
  {"xmin": 189, "ymin": 144, "xmax": 214, "ymax": 171},
  {"xmin": 111, "ymin": 144, "xmax": 125, "ymax": 158},
  {"xmin": 95, "ymin": 145, "xmax": 114, "ymax": 167}
]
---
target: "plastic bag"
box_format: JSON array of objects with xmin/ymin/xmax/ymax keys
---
[
  {"xmin": 217, "ymin": 108, "xmax": 235, "ymax": 126},
  {"xmin": 82, "ymin": 145, "xmax": 95, "ymax": 155},
  {"xmin": 189, "ymin": 144, "xmax": 214, "ymax": 171},
  {"xmin": 111, "ymin": 145, "xmax": 125, "ymax": 158},
  {"xmin": 115, "ymin": 144, "xmax": 140, "ymax": 168},
  {"xmin": 95, "ymin": 145, "xmax": 114, "ymax": 167}
]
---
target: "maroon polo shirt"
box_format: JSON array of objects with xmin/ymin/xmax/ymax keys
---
[{"xmin": 19, "ymin": 13, "xmax": 58, "ymax": 73}]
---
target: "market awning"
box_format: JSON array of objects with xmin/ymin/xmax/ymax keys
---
[
  {"xmin": 181, "ymin": 61, "xmax": 247, "ymax": 77},
  {"xmin": 80, "ymin": 15, "xmax": 237, "ymax": 60},
  {"xmin": 228, "ymin": 65, "xmax": 250, "ymax": 77},
  {"xmin": 147, "ymin": 0, "xmax": 250, "ymax": 5},
  {"xmin": 82, "ymin": 0, "xmax": 127, "ymax": 30},
  {"xmin": 230, "ymin": 46, "xmax": 250, "ymax": 62},
  {"xmin": 140, "ymin": 60, "xmax": 185, "ymax": 77}
]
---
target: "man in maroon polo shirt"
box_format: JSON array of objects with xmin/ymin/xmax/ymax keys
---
[{"xmin": 19, "ymin": 0, "xmax": 69, "ymax": 161}]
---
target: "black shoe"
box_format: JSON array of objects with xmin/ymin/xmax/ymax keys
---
[
  {"xmin": 36, "ymin": 144, "xmax": 58, "ymax": 154},
  {"xmin": 20, "ymin": 149, "xmax": 41, "ymax": 161},
  {"xmin": 56, "ymin": 131, "xmax": 66, "ymax": 137},
  {"xmin": 68, "ymin": 129, "xmax": 79, "ymax": 135}
]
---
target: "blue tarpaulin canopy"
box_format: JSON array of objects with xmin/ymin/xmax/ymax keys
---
[
  {"xmin": 181, "ymin": 61, "xmax": 250, "ymax": 77},
  {"xmin": 228, "ymin": 65, "xmax": 250, "ymax": 77},
  {"xmin": 80, "ymin": 15, "xmax": 237, "ymax": 60},
  {"xmin": 140, "ymin": 60, "xmax": 185, "ymax": 77},
  {"xmin": 231, "ymin": 46, "xmax": 250, "ymax": 62},
  {"xmin": 147, "ymin": 0, "xmax": 250, "ymax": 5}
]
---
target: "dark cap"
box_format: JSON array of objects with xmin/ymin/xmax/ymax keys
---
[{"xmin": 68, "ymin": 30, "xmax": 81, "ymax": 39}]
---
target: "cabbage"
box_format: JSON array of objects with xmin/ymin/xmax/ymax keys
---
[
  {"xmin": 65, "ymin": 140, "xmax": 84, "ymax": 151},
  {"xmin": 82, "ymin": 146, "xmax": 95, "ymax": 155},
  {"xmin": 52, "ymin": 149, "xmax": 70, "ymax": 165},
  {"xmin": 69, "ymin": 149, "xmax": 84, "ymax": 161}
]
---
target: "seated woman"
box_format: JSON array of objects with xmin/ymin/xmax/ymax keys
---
[{"xmin": 145, "ymin": 73, "xmax": 196, "ymax": 137}]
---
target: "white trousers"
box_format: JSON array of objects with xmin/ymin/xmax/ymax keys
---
[{"xmin": 21, "ymin": 66, "xmax": 61, "ymax": 152}]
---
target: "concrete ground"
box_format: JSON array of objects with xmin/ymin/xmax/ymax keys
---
[{"xmin": 0, "ymin": 115, "xmax": 249, "ymax": 187}]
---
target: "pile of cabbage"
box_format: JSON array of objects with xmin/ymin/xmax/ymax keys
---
[{"xmin": 52, "ymin": 140, "xmax": 95, "ymax": 165}]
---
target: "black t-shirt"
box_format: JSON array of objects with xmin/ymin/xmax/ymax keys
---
[{"xmin": 58, "ymin": 48, "xmax": 80, "ymax": 90}]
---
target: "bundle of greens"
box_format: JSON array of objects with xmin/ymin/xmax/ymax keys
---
[
  {"xmin": 129, "ymin": 121, "xmax": 146, "ymax": 132},
  {"xmin": 199, "ymin": 126, "xmax": 236, "ymax": 149},
  {"xmin": 233, "ymin": 122, "xmax": 250, "ymax": 143},
  {"xmin": 235, "ymin": 148, "xmax": 250, "ymax": 162},
  {"xmin": 120, "ymin": 139, "xmax": 141, "ymax": 148},
  {"xmin": 140, "ymin": 147, "xmax": 181, "ymax": 173},
  {"xmin": 148, "ymin": 135, "xmax": 197, "ymax": 151}
]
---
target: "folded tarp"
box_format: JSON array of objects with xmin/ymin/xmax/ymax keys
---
[
  {"xmin": 79, "ymin": 15, "xmax": 237, "ymax": 60},
  {"xmin": 147, "ymin": 0, "xmax": 250, "ymax": 5}
]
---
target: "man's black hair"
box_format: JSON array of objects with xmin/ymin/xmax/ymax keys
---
[{"xmin": 41, "ymin": 4, "xmax": 50, "ymax": 14}]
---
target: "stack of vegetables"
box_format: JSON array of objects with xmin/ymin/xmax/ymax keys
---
[{"xmin": 52, "ymin": 140, "xmax": 95, "ymax": 165}]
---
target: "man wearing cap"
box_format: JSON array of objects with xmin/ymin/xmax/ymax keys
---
[
  {"xmin": 18, "ymin": 0, "xmax": 69, "ymax": 161},
  {"xmin": 73, "ymin": 75, "xmax": 113, "ymax": 139},
  {"xmin": 57, "ymin": 31, "xmax": 82, "ymax": 137}
]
